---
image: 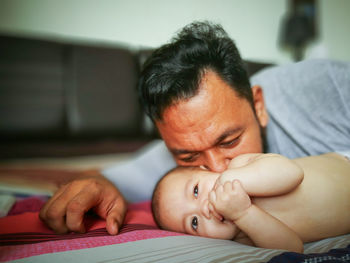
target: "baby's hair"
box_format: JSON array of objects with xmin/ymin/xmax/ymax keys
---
[
  {"xmin": 151, "ymin": 167, "xmax": 176, "ymax": 229},
  {"xmin": 152, "ymin": 166, "xmax": 198, "ymax": 230}
]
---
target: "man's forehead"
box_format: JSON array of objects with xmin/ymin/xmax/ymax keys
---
[
  {"xmin": 157, "ymin": 71, "xmax": 237, "ymax": 124},
  {"xmin": 156, "ymin": 105, "xmax": 239, "ymax": 152}
]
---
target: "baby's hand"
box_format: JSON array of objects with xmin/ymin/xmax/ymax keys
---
[
  {"xmin": 214, "ymin": 169, "xmax": 240, "ymax": 188},
  {"xmin": 209, "ymin": 180, "xmax": 251, "ymax": 222},
  {"xmin": 208, "ymin": 203, "xmax": 223, "ymax": 222}
]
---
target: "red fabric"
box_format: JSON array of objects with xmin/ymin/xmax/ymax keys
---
[
  {"xmin": 0, "ymin": 201, "xmax": 156, "ymax": 235},
  {"xmin": 8, "ymin": 196, "xmax": 47, "ymax": 216}
]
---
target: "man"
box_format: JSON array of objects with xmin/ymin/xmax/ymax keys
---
[{"xmin": 39, "ymin": 21, "xmax": 350, "ymax": 235}]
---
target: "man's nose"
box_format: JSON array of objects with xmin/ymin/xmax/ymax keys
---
[
  {"xmin": 200, "ymin": 198, "xmax": 211, "ymax": 219},
  {"xmin": 203, "ymin": 150, "xmax": 230, "ymax": 173}
]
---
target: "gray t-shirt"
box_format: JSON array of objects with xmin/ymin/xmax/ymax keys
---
[
  {"xmin": 103, "ymin": 59, "xmax": 350, "ymax": 202},
  {"xmin": 251, "ymin": 59, "xmax": 350, "ymax": 158}
]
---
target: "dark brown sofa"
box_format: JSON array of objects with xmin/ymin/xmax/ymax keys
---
[{"xmin": 0, "ymin": 35, "xmax": 272, "ymax": 159}]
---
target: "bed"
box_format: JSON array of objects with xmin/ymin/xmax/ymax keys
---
[{"xmin": 0, "ymin": 153, "xmax": 349, "ymax": 263}]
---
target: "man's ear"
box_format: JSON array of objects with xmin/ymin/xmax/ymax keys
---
[{"xmin": 252, "ymin": 85, "xmax": 269, "ymax": 128}]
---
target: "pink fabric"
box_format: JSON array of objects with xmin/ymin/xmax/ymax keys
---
[
  {"xmin": 0, "ymin": 198, "xmax": 183, "ymax": 262},
  {"xmin": 0, "ymin": 230, "xmax": 182, "ymax": 261}
]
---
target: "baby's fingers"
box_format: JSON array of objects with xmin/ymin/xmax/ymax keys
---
[
  {"xmin": 223, "ymin": 181, "xmax": 234, "ymax": 192},
  {"xmin": 208, "ymin": 203, "xmax": 223, "ymax": 221},
  {"xmin": 209, "ymin": 190, "xmax": 217, "ymax": 204},
  {"xmin": 209, "ymin": 184, "xmax": 224, "ymax": 202},
  {"xmin": 209, "ymin": 191, "xmax": 223, "ymax": 221},
  {"xmin": 232, "ymin": 179, "xmax": 246, "ymax": 194}
]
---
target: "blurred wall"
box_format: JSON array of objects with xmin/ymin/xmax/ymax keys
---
[{"xmin": 0, "ymin": 0, "xmax": 349, "ymax": 64}]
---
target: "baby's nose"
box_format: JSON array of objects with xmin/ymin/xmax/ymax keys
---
[{"xmin": 200, "ymin": 199, "xmax": 211, "ymax": 219}]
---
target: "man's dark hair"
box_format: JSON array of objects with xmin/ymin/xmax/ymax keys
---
[{"xmin": 138, "ymin": 21, "xmax": 253, "ymax": 121}]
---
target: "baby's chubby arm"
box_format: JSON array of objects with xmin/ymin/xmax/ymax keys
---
[
  {"xmin": 209, "ymin": 180, "xmax": 303, "ymax": 253},
  {"xmin": 218, "ymin": 153, "xmax": 304, "ymax": 196}
]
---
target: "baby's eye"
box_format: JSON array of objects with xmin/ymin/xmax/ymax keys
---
[
  {"xmin": 193, "ymin": 184, "xmax": 198, "ymax": 198},
  {"xmin": 191, "ymin": 216, "xmax": 198, "ymax": 231}
]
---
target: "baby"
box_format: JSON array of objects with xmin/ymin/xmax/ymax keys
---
[{"xmin": 152, "ymin": 152, "xmax": 350, "ymax": 253}]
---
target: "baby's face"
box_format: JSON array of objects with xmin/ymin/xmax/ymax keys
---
[{"xmin": 159, "ymin": 167, "xmax": 239, "ymax": 240}]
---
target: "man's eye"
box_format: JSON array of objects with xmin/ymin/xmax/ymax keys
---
[
  {"xmin": 181, "ymin": 155, "xmax": 196, "ymax": 163},
  {"xmin": 220, "ymin": 138, "xmax": 239, "ymax": 148},
  {"xmin": 191, "ymin": 216, "xmax": 198, "ymax": 231},
  {"xmin": 180, "ymin": 153, "xmax": 199, "ymax": 163},
  {"xmin": 181, "ymin": 156, "xmax": 194, "ymax": 162},
  {"xmin": 193, "ymin": 184, "xmax": 198, "ymax": 198}
]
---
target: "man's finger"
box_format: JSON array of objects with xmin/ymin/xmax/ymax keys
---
[
  {"xmin": 40, "ymin": 189, "xmax": 70, "ymax": 234},
  {"xmin": 39, "ymin": 184, "xmax": 67, "ymax": 220},
  {"xmin": 65, "ymin": 187, "xmax": 101, "ymax": 233},
  {"xmin": 105, "ymin": 196, "xmax": 127, "ymax": 235},
  {"xmin": 40, "ymin": 181, "xmax": 90, "ymax": 233}
]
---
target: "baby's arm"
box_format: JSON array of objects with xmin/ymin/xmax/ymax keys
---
[
  {"xmin": 210, "ymin": 180, "xmax": 303, "ymax": 253},
  {"xmin": 219, "ymin": 153, "xmax": 304, "ymax": 196}
]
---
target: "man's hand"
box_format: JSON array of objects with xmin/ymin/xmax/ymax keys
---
[
  {"xmin": 209, "ymin": 180, "xmax": 251, "ymax": 221},
  {"xmin": 39, "ymin": 170, "xmax": 127, "ymax": 235}
]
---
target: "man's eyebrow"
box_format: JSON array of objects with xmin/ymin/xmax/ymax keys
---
[
  {"xmin": 171, "ymin": 148, "xmax": 196, "ymax": 155},
  {"xmin": 171, "ymin": 128, "xmax": 241, "ymax": 155}
]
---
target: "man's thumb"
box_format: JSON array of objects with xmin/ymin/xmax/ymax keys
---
[{"xmin": 106, "ymin": 215, "xmax": 120, "ymax": 235}]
